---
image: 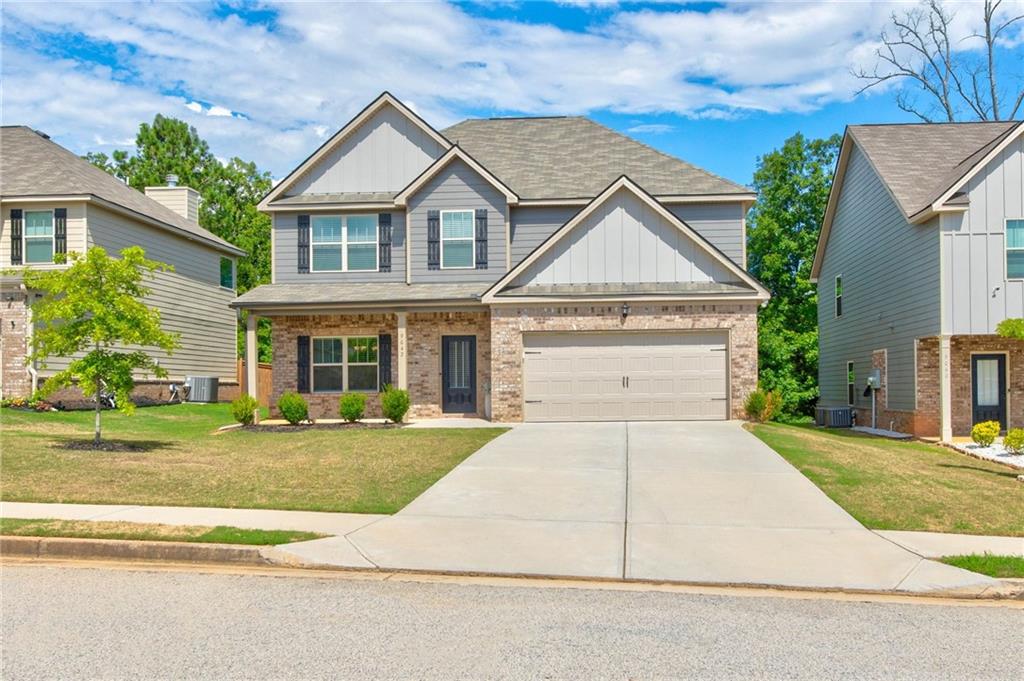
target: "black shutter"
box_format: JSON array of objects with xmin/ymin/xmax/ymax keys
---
[
  {"xmin": 297, "ymin": 335, "xmax": 310, "ymax": 393},
  {"xmin": 378, "ymin": 213, "xmax": 392, "ymax": 273},
  {"xmin": 427, "ymin": 210, "xmax": 440, "ymax": 270},
  {"xmin": 297, "ymin": 215, "xmax": 310, "ymax": 274},
  {"xmin": 10, "ymin": 209, "xmax": 22, "ymax": 265},
  {"xmin": 378, "ymin": 334, "xmax": 392, "ymax": 390},
  {"xmin": 475, "ymin": 209, "xmax": 488, "ymax": 270},
  {"xmin": 54, "ymin": 208, "xmax": 67, "ymax": 256}
]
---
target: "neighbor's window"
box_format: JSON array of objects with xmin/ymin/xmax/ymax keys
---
[
  {"xmin": 441, "ymin": 210, "xmax": 474, "ymax": 269},
  {"xmin": 847, "ymin": 362, "xmax": 855, "ymax": 406},
  {"xmin": 1007, "ymin": 220, "xmax": 1024, "ymax": 279},
  {"xmin": 311, "ymin": 215, "xmax": 378, "ymax": 272},
  {"xmin": 311, "ymin": 336, "xmax": 378, "ymax": 392},
  {"xmin": 24, "ymin": 210, "xmax": 54, "ymax": 264},
  {"xmin": 219, "ymin": 257, "xmax": 234, "ymax": 289},
  {"xmin": 834, "ymin": 275, "xmax": 843, "ymax": 318}
]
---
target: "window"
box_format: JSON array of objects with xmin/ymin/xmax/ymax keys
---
[
  {"xmin": 311, "ymin": 215, "xmax": 378, "ymax": 272},
  {"xmin": 24, "ymin": 210, "xmax": 54, "ymax": 264},
  {"xmin": 847, "ymin": 362, "xmax": 856, "ymax": 406},
  {"xmin": 219, "ymin": 257, "xmax": 234, "ymax": 289},
  {"xmin": 1007, "ymin": 220, "xmax": 1024, "ymax": 279},
  {"xmin": 441, "ymin": 210, "xmax": 474, "ymax": 269},
  {"xmin": 834, "ymin": 275, "xmax": 843, "ymax": 318},
  {"xmin": 311, "ymin": 336, "xmax": 378, "ymax": 392}
]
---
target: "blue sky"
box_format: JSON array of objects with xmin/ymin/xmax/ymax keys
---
[{"xmin": 2, "ymin": 1, "xmax": 1021, "ymax": 186}]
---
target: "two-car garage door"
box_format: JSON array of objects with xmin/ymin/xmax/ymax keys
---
[{"xmin": 522, "ymin": 331, "xmax": 729, "ymax": 422}]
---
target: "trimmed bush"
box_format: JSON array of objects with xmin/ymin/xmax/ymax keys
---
[
  {"xmin": 1003, "ymin": 428, "xmax": 1024, "ymax": 455},
  {"xmin": 380, "ymin": 385, "xmax": 410, "ymax": 423},
  {"xmin": 744, "ymin": 389, "xmax": 782, "ymax": 423},
  {"xmin": 277, "ymin": 391, "xmax": 309, "ymax": 425},
  {"xmin": 338, "ymin": 393, "xmax": 367, "ymax": 422},
  {"xmin": 971, "ymin": 420, "xmax": 1001, "ymax": 447},
  {"xmin": 231, "ymin": 394, "xmax": 259, "ymax": 426}
]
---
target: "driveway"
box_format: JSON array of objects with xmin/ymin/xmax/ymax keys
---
[{"xmin": 281, "ymin": 422, "xmax": 994, "ymax": 592}]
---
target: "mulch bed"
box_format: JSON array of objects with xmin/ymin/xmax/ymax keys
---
[
  {"xmin": 244, "ymin": 422, "xmax": 403, "ymax": 433},
  {"xmin": 54, "ymin": 440, "xmax": 153, "ymax": 452}
]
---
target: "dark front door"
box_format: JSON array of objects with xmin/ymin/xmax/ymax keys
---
[
  {"xmin": 442, "ymin": 335, "xmax": 476, "ymax": 414},
  {"xmin": 972, "ymin": 354, "xmax": 1007, "ymax": 430}
]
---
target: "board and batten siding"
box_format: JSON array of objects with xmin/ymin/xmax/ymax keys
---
[
  {"xmin": 817, "ymin": 144, "xmax": 941, "ymax": 412},
  {"xmin": 407, "ymin": 158, "xmax": 507, "ymax": 283},
  {"xmin": 510, "ymin": 188, "xmax": 735, "ymax": 288},
  {"xmin": 941, "ymin": 134, "xmax": 1024, "ymax": 334},
  {"xmin": 286, "ymin": 104, "xmax": 445, "ymax": 196},
  {"xmin": 1, "ymin": 201, "xmax": 87, "ymax": 268},
  {"xmin": 273, "ymin": 211, "xmax": 407, "ymax": 284}
]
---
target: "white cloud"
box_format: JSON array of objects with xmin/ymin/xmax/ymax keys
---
[
  {"xmin": 185, "ymin": 101, "xmax": 203, "ymax": 113},
  {"xmin": 206, "ymin": 105, "xmax": 234, "ymax": 117},
  {"xmin": 626, "ymin": 123, "xmax": 674, "ymax": 134}
]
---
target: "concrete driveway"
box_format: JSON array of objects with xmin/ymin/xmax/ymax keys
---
[{"xmin": 282, "ymin": 422, "xmax": 995, "ymax": 592}]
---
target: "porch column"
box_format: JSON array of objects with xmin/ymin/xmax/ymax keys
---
[
  {"xmin": 939, "ymin": 335, "xmax": 952, "ymax": 441},
  {"xmin": 396, "ymin": 311, "xmax": 408, "ymax": 390},
  {"xmin": 245, "ymin": 313, "xmax": 259, "ymax": 423}
]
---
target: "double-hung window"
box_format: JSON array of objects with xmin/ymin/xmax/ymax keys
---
[
  {"xmin": 846, "ymin": 362, "xmax": 855, "ymax": 406},
  {"xmin": 311, "ymin": 215, "xmax": 377, "ymax": 272},
  {"xmin": 24, "ymin": 210, "xmax": 54, "ymax": 264},
  {"xmin": 440, "ymin": 210, "xmax": 474, "ymax": 269},
  {"xmin": 1007, "ymin": 220, "xmax": 1024, "ymax": 279},
  {"xmin": 219, "ymin": 257, "xmax": 234, "ymax": 289},
  {"xmin": 311, "ymin": 336, "xmax": 378, "ymax": 392},
  {"xmin": 834, "ymin": 275, "xmax": 843, "ymax": 318}
]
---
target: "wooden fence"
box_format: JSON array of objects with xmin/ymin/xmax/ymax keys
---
[{"xmin": 237, "ymin": 359, "xmax": 273, "ymax": 407}]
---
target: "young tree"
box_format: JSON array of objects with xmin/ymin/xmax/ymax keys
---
[
  {"xmin": 748, "ymin": 133, "xmax": 843, "ymax": 416},
  {"xmin": 24, "ymin": 247, "xmax": 180, "ymax": 443},
  {"xmin": 996, "ymin": 318, "xmax": 1024, "ymax": 340}
]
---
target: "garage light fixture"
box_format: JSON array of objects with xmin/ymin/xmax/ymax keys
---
[{"xmin": 621, "ymin": 302, "xmax": 630, "ymax": 320}]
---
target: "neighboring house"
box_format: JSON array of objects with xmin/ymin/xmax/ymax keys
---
[
  {"xmin": 0, "ymin": 126, "xmax": 245, "ymax": 401},
  {"xmin": 812, "ymin": 121, "xmax": 1024, "ymax": 439},
  {"xmin": 234, "ymin": 92, "xmax": 768, "ymax": 422}
]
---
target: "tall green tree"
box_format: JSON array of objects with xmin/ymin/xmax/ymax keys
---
[
  {"xmin": 24, "ymin": 247, "xmax": 180, "ymax": 443},
  {"xmin": 748, "ymin": 132, "xmax": 843, "ymax": 416}
]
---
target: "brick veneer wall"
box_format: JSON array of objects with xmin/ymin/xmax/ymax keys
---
[
  {"xmin": 0, "ymin": 288, "xmax": 31, "ymax": 398},
  {"xmin": 853, "ymin": 347, "xmax": 917, "ymax": 434},
  {"xmin": 405, "ymin": 311, "xmax": 491, "ymax": 419},
  {"xmin": 489, "ymin": 303, "xmax": 759, "ymax": 422}
]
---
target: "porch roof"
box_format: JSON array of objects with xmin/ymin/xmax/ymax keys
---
[{"xmin": 231, "ymin": 282, "xmax": 486, "ymax": 309}]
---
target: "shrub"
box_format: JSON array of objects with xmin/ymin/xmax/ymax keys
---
[
  {"xmin": 380, "ymin": 385, "xmax": 410, "ymax": 423},
  {"xmin": 231, "ymin": 394, "xmax": 259, "ymax": 426},
  {"xmin": 744, "ymin": 389, "xmax": 782, "ymax": 423},
  {"xmin": 277, "ymin": 391, "xmax": 309, "ymax": 425},
  {"xmin": 338, "ymin": 392, "xmax": 367, "ymax": 422},
  {"xmin": 1003, "ymin": 428, "xmax": 1024, "ymax": 455},
  {"xmin": 971, "ymin": 420, "xmax": 1001, "ymax": 447}
]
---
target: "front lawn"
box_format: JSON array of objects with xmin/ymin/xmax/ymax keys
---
[
  {"xmin": 940, "ymin": 554, "xmax": 1024, "ymax": 579},
  {"xmin": 1, "ymin": 404, "xmax": 506, "ymax": 513},
  {"xmin": 749, "ymin": 423, "xmax": 1024, "ymax": 537},
  {"xmin": 0, "ymin": 518, "xmax": 322, "ymax": 545}
]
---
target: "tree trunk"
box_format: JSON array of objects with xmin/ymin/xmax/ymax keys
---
[{"xmin": 94, "ymin": 387, "xmax": 102, "ymax": 444}]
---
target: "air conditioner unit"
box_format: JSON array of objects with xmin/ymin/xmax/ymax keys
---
[
  {"xmin": 815, "ymin": 406, "xmax": 854, "ymax": 428},
  {"xmin": 185, "ymin": 376, "xmax": 219, "ymax": 403}
]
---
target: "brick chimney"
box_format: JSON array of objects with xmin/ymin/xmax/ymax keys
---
[{"xmin": 144, "ymin": 174, "xmax": 200, "ymax": 222}]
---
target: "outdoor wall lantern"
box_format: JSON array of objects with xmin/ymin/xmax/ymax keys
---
[{"xmin": 621, "ymin": 302, "xmax": 630, "ymax": 320}]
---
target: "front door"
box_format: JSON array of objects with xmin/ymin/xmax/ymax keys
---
[
  {"xmin": 442, "ymin": 335, "xmax": 476, "ymax": 414},
  {"xmin": 972, "ymin": 354, "xmax": 1007, "ymax": 430}
]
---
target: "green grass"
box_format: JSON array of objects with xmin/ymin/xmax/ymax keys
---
[
  {"xmin": 0, "ymin": 517, "xmax": 323, "ymax": 545},
  {"xmin": 940, "ymin": 554, "xmax": 1024, "ymax": 579},
  {"xmin": 748, "ymin": 423, "xmax": 1024, "ymax": 537},
  {"xmin": 0, "ymin": 403, "xmax": 507, "ymax": 513}
]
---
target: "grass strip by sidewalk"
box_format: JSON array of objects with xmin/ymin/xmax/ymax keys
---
[
  {"xmin": 940, "ymin": 554, "xmax": 1024, "ymax": 579},
  {"xmin": 0, "ymin": 518, "xmax": 325, "ymax": 545}
]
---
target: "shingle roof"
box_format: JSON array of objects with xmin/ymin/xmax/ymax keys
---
[
  {"xmin": 232, "ymin": 282, "xmax": 485, "ymax": 308},
  {"xmin": 848, "ymin": 121, "xmax": 1021, "ymax": 218},
  {"xmin": 0, "ymin": 126, "xmax": 244, "ymax": 255},
  {"xmin": 443, "ymin": 117, "xmax": 750, "ymax": 200}
]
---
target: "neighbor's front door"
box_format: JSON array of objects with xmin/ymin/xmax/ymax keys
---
[
  {"xmin": 442, "ymin": 335, "xmax": 476, "ymax": 414},
  {"xmin": 971, "ymin": 354, "xmax": 1007, "ymax": 430}
]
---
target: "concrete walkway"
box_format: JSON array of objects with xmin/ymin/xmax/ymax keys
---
[{"xmin": 878, "ymin": 530, "xmax": 1023, "ymax": 558}]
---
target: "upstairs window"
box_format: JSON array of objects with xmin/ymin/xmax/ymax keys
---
[
  {"xmin": 834, "ymin": 275, "xmax": 843, "ymax": 318},
  {"xmin": 24, "ymin": 210, "xmax": 54, "ymax": 264},
  {"xmin": 1008, "ymin": 220, "xmax": 1024, "ymax": 279},
  {"xmin": 441, "ymin": 210, "xmax": 474, "ymax": 269},
  {"xmin": 311, "ymin": 215, "xmax": 379, "ymax": 272},
  {"xmin": 847, "ymin": 362, "xmax": 855, "ymax": 406},
  {"xmin": 219, "ymin": 257, "xmax": 234, "ymax": 289},
  {"xmin": 345, "ymin": 215, "xmax": 378, "ymax": 272},
  {"xmin": 312, "ymin": 216, "xmax": 343, "ymax": 272}
]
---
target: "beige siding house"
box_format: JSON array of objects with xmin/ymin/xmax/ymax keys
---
[{"xmin": 0, "ymin": 126, "xmax": 245, "ymax": 401}]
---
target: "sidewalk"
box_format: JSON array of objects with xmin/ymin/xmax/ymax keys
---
[{"xmin": 878, "ymin": 530, "xmax": 1023, "ymax": 559}]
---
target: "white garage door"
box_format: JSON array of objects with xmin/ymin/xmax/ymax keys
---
[{"xmin": 522, "ymin": 332, "xmax": 729, "ymax": 422}]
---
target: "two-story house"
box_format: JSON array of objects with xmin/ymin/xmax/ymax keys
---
[
  {"xmin": 812, "ymin": 121, "xmax": 1024, "ymax": 439},
  {"xmin": 234, "ymin": 93, "xmax": 769, "ymax": 422},
  {"xmin": 0, "ymin": 126, "xmax": 245, "ymax": 401}
]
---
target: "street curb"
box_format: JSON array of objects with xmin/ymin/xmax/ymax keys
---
[{"xmin": 1, "ymin": 536, "xmax": 281, "ymax": 566}]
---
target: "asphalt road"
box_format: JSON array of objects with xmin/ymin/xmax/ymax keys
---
[{"xmin": 2, "ymin": 564, "xmax": 1021, "ymax": 680}]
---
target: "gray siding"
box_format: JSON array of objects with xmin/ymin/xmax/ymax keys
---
[
  {"xmin": 510, "ymin": 205, "xmax": 579, "ymax": 267},
  {"xmin": 817, "ymin": 144, "xmax": 941, "ymax": 411},
  {"xmin": 667, "ymin": 203, "xmax": 746, "ymax": 267},
  {"xmin": 407, "ymin": 159, "xmax": 507, "ymax": 283},
  {"xmin": 511, "ymin": 187, "xmax": 735, "ymax": 287},
  {"xmin": 273, "ymin": 210, "xmax": 407, "ymax": 284},
  {"xmin": 941, "ymin": 135, "xmax": 1024, "ymax": 334}
]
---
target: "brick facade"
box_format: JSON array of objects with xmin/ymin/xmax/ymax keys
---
[
  {"xmin": 489, "ymin": 303, "xmax": 759, "ymax": 422},
  {"xmin": 0, "ymin": 288, "xmax": 31, "ymax": 398}
]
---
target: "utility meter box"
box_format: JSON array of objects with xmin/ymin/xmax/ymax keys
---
[{"xmin": 866, "ymin": 369, "xmax": 882, "ymax": 390}]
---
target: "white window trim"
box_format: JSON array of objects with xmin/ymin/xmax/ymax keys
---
[
  {"xmin": 310, "ymin": 335, "xmax": 379, "ymax": 393},
  {"xmin": 219, "ymin": 257, "xmax": 235, "ymax": 291},
  {"xmin": 1006, "ymin": 218, "xmax": 1024, "ymax": 281},
  {"xmin": 23, "ymin": 209, "xmax": 55, "ymax": 265},
  {"xmin": 846, "ymin": 361, "xmax": 855, "ymax": 406},
  {"xmin": 310, "ymin": 215, "xmax": 379, "ymax": 273},
  {"xmin": 834, "ymin": 274, "xmax": 843, "ymax": 318},
  {"xmin": 440, "ymin": 209, "xmax": 475, "ymax": 270}
]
